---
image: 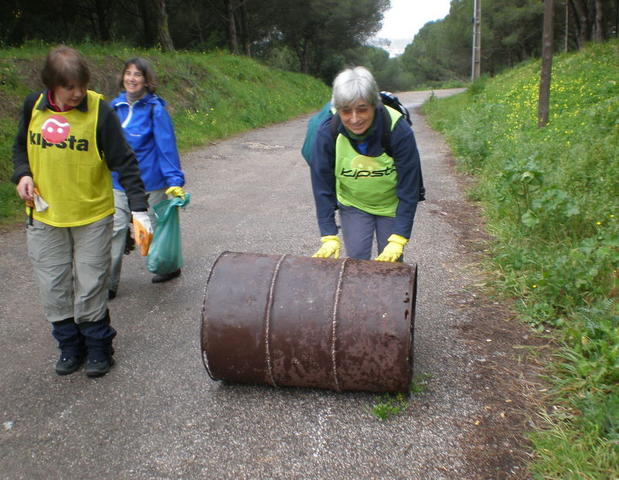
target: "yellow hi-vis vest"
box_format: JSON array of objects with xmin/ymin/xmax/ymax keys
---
[
  {"xmin": 26, "ymin": 90, "xmax": 114, "ymax": 227},
  {"xmin": 335, "ymin": 105, "xmax": 401, "ymax": 217}
]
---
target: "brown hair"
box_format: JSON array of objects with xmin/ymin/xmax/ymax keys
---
[
  {"xmin": 40, "ymin": 45, "xmax": 90, "ymax": 89},
  {"xmin": 118, "ymin": 57, "xmax": 158, "ymax": 94}
]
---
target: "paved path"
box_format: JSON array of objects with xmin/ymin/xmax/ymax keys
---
[{"xmin": 0, "ymin": 88, "xmax": 541, "ymax": 479}]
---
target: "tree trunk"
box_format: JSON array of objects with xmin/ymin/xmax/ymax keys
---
[
  {"xmin": 567, "ymin": 1, "xmax": 578, "ymax": 48},
  {"xmin": 192, "ymin": 2, "xmax": 205, "ymax": 46},
  {"xmin": 226, "ymin": 0, "xmax": 240, "ymax": 54},
  {"xmin": 138, "ymin": 0, "xmax": 156, "ymax": 47},
  {"xmin": 538, "ymin": 0, "xmax": 554, "ymax": 128},
  {"xmin": 593, "ymin": 0, "xmax": 604, "ymax": 40},
  {"xmin": 239, "ymin": 0, "xmax": 251, "ymax": 56},
  {"xmin": 299, "ymin": 38, "xmax": 310, "ymax": 74},
  {"xmin": 94, "ymin": 0, "xmax": 112, "ymax": 42},
  {"xmin": 154, "ymin": 0, "xmax": 174, "ymax": 51},
  {"xmin": 571, "ymin": 0, "xmax": 591, "ymax": 45}
]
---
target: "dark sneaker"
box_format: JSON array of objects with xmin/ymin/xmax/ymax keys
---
[
  {"xmin": 151, "ymin": 269, "xmax": 181, "ymax": 284},
  {"xmin": 108, "ymin": 289, "xmax": 117, "ymax": 300},
  {"xmin": 55, "ymin": 355, "xmax": 84, "ymax": 375},
  {"xmin": 86, "ymin": 357, "xmax": 115, "ymax": 378}
]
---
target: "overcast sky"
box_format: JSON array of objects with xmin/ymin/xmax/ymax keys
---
[{"xmin": 375, "ymin": 0, "xmax": 452, "ymax": 43}]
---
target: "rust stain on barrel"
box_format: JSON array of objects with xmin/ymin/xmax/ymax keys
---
[{"xmin": 201, "ymin": 252, "xmax": 417, "ymax": 393}]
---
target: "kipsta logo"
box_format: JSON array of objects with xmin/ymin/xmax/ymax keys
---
[{"xmin": 41, "ymin": 115, "xmax": 70, "ymax": 143}]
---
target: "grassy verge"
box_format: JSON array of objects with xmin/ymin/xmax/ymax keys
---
[
  {"xmin": 424, "ymin": 39, "xmax": 618, "ymax": 478},
  {"xmin": 0, "ymin": 43, "xmax": 330, "ymax": 223}
]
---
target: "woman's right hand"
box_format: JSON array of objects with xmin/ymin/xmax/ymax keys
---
[
  {"xmin": 16, "ymin": 176, "xmax": 35, "ymax": 202},
  {"xmin": 312, "ymin": 235, "xmax": 341, "ymax": 259}
]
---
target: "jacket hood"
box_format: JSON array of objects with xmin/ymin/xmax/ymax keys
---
[{"xmin": 111, "ymin": 91, "xmax": 166, "ymax": 108}]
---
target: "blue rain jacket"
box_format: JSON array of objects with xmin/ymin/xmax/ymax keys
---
[{"xmin": 111, "ymin": 92, "xmax": 184, "ymax": 192}]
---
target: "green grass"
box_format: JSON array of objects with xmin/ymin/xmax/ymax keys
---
[
  {"xmin": 0, "ymin": 43, "xmax": 330, "ymax": 223},
  {"xmin": 370, "ymin": 373, "xmax": 431, "ymax": 420},
  {"xmin": 0, "ymin": 182, "xmax": 22, "ymax": 222},
  {"xmin": 371, "ymin": 393, "xmax": 408, "ymax": 420},
  {"xmin": 424, "ymin": 39, "xmax": 619, "ymax": 478}
]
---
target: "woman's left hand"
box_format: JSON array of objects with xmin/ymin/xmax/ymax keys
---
[
  {"xmin": 375, "ymin": 234, "xmax": 408, "ymax": 262},
  {"xmin": 165, "ymin": 186, "xmax": 185, "ymax": 199}
]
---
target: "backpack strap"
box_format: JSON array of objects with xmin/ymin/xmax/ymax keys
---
[
  {"xmin": 379, "ymin": 104, "xmax": 425, "ymax": 201},
  {"xmin": 379, "ymin": 105, "xmax": 393, "ymax": 157},
  {"xmin": 330, "ymin": 111, "xmax": 341, "ymax": 139}
]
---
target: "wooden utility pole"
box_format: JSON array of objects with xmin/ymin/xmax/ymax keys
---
[
  {"xmin": 471, "ymin": 0, "xmax": 481, "ymax": 81},
  {"xmin": 538, "ymin": 0, "xmax": 555, "ymax": 127}
]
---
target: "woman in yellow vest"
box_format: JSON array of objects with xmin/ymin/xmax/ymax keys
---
[
  {"xmin": 11, "ymin": 45, "xmax": 150, "ymax": 378},
  {"xmin": 310, "ymin": 66, "xmax": 423, "ymax": 261}
]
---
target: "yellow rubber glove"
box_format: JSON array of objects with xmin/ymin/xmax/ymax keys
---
[
  {"xmin": 312, "ymin": 235, "xmax": 341, "ymax": 259},
  {"xmin": 165, "ymin": 186, "xmax": 185, "ymax": 199},
  {"xmin": 375, "ymin": 234, "xmax": 408, "ymax": 262}
]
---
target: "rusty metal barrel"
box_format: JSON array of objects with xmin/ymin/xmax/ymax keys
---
[{"xmin": 200, "ymin": 251, "xmax": 417, "ymax": 393}]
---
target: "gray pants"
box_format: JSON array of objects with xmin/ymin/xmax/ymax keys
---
[
  {"xmin": 109, "ymin": 188, "xmax": 167, "ymax": 292},
  {"xmin": 27, "ymin": 216, "xmax": 113, "ymax": 324},
  {"xmin": 338, "ymin": 203, "xmax": 396, "ymax": 260}
]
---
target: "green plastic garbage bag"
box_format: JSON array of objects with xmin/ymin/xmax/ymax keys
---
[{"xmin": 147, "ymin": 193, "xmax": 190, "ymax": 275}]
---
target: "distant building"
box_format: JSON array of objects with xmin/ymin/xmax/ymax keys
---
[{"xmin": 367, "ymin": 37, "xmax": 410, "ymax": 58}]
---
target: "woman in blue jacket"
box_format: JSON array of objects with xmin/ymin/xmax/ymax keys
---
[{"xmin": 108, "ymin": 57, "xmax": 186, "ymax": 299}]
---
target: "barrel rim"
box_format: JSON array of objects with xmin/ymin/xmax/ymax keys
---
[
  {"xmin": 200, "ymin": 250, "xmax": 232, "ymax": 381},
  {"xmin": 404, "ymin": 263, "xmax": 418, "ymax": 390}
]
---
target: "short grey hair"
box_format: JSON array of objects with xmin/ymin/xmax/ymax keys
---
[{"xmin": 331, "ymin": 66, "xmax": 380, "ymax": 110}]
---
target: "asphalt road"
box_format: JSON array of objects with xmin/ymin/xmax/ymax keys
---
[{"xmin": 0, "ymin": 88, "xmax": 537, "ymax": 479}]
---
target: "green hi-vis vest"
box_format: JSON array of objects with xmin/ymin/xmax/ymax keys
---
[
  {"xmin": 335, "ymin": 105, "xmax": 401, "ymax": 217},
  {"xmin": 26, "ymin": 90, "xmax": 114, "ymax": 227}
]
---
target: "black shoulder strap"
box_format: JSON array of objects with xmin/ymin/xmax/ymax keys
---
[
  {"xmin": 381, "ymin": 104, "xmax": 426, "ymax": 202},
  {"xmin": 380, "ymin": 105, "xmax": 393, "ymax": 157},
  {"xmin": 330, "ymin": 112, "xmax": 341, "ymax": 140}
]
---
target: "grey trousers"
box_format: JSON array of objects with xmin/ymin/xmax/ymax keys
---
[
  {"xmin": 27, "ymin": 216, "xmax": 113, "ymax": 324},
  {"xmin": 338, "ymin": 203, "xmax": 396, "ymax": 260},
  {"xmin": 109, "ymin": 188, "xmax": 167, "ymax": 292}
]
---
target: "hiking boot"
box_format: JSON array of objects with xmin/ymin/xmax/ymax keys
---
[
  {"xmin": 55, "ymin": 355, "xmax": 84, "ymax": 375},
  {"xmin": 79, "ymin": 312, "xmax": 117, "ymax": 378},
  {"xmin": 52, "ymin": 318, "xmax": 85, "ymax": 375},
  {"xmin": 152, "ymin": 268, "xmax": 181, "ymax": 283},
  {"xmin": 86, "ymin": 357, "xmax": 115, "ymax": 378}
]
